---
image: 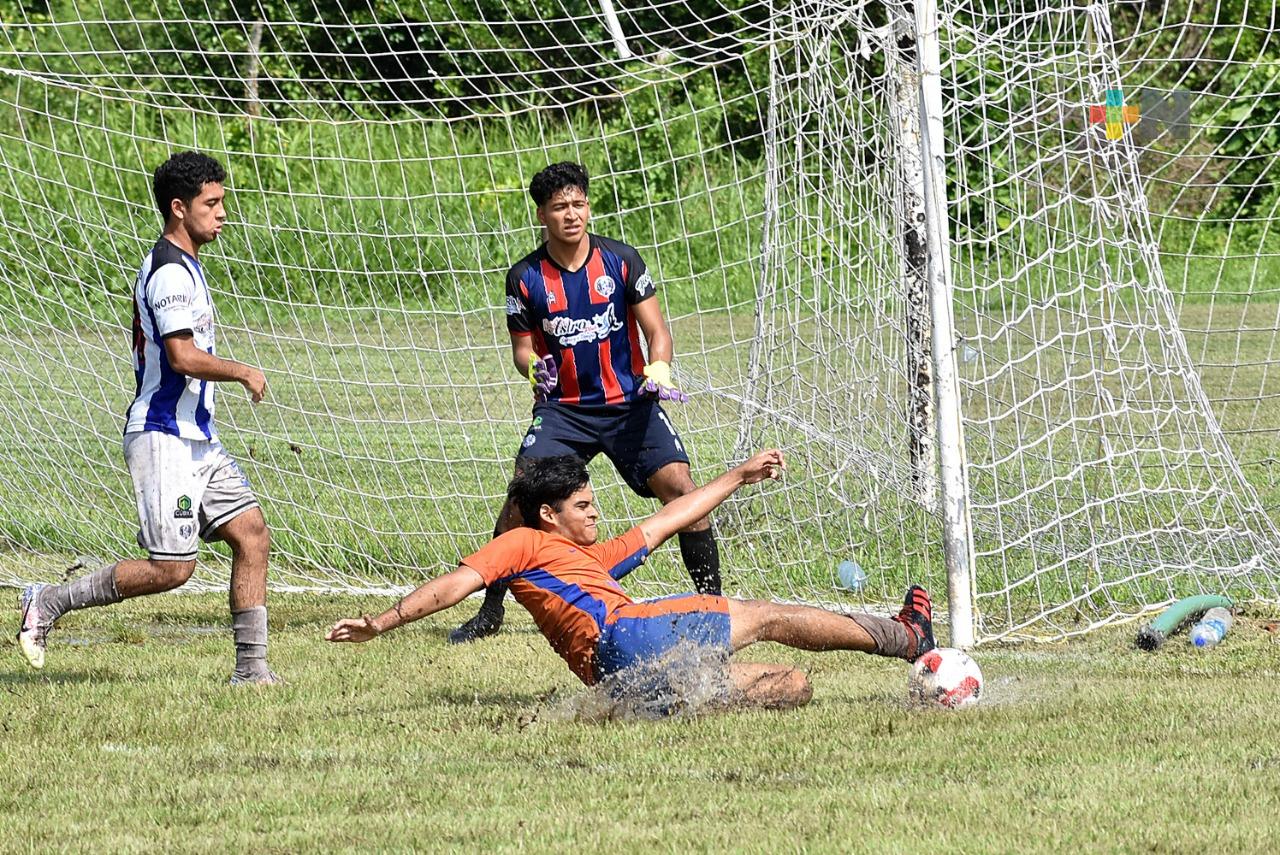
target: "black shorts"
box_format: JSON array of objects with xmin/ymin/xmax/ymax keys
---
[{"xmin": 515, "ymin": 400, "xmax": 691, "ymax": 498}]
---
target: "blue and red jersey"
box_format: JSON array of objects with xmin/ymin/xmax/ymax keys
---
[
  {"xmin": 505, "ymin": 235, "xmax": 656, "ymax": 406},
  {"xmin": 460, "ymin": 526, "xmax": 650, "ymax": 684}
]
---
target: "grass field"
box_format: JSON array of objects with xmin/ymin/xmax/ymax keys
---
[{"xmin": 2, "ymin": 591, "xmax": 1278, "ymax": 852}]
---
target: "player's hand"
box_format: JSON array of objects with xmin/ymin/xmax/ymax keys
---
[
  {"xmin": 240, "ymin": 365, "xmax": 267, "ymax": 403},
  {"xmin": 736, "ymin": 449, "xmax": 785, "ymax": 485},
  {"xmin": 529, "ymin": 354, "xmax": 558, "ymax": 401},
  {"xmin": 325, "ymin": 615, "xmax": 381, "ymax": 643},
  {"xmin": 638, "ymin": 360, "xmax": 689, "ymax": 403}
]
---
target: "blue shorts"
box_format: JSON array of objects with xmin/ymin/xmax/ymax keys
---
[
  {"xmin": 594, "ymin": 593, "xmax": 732, "ymax": 681},
  {"xmin": 516, "ymin": 401, "xmax": 690, "ymax": 498}
]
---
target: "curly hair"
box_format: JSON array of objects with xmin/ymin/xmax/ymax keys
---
[
  {"xmin": 153, "ymin": 151, "xmax": 226, "ymax": 223},
  {"xmin": 507, "ymin": 455, "xmax": 591, "ymax": 528},
  {"xmin": 528, "ymin": 161, "xmax": 589, "ymax": 207}
]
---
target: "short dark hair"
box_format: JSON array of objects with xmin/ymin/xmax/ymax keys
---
[
  {"xmin": 507, "ymin": 456, "xmax": 591, "ymax": 528},
  {"xmin": 153, "ymin": 151, "xmax": 226, "ymax": 223},
  {"xmin": 529, "ymin": 162, "xmax": 589, "ymax": 207}
]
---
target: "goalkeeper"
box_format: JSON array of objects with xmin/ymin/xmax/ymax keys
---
[{"xmin": 450, "ymin": 161, "xmax": 720, "ymax": 643}]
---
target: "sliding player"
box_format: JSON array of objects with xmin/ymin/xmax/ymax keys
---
[
  {"xmin": 450, "ymin": 161, "xmax": 721, "ymax": 643},
  {"xmin": 328, "ymin": 450, "xmax": 935, "ymax": 710},
  {"xmin": 16, "ymin": 151, "xmax": 281, "ymax": 685}
]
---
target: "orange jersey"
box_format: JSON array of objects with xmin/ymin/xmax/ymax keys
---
[{"xmin": 460, "ymin": 526, "xmax": 649, "ymax": 684}]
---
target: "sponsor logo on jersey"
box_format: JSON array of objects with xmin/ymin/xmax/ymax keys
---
[
  {"xmin": 174, "ymin": 494, "xmax": 194, "ymax": 519},
  {"xmin": 155, "ymin": 293, "xmax": 190, "ymax": 310},
  {"xmin": 634, "ymin": 272, "xmax": 655, "ymax": 298},
  {"xmin": 506, "ymin": 295, "xmax": 523, "ymax": 316},
  {"xmin": 593, "ymin": 275, "xmax": 616, "ymax": 299},
  {"xmin": 541, "ymin": 303, "xmax": 625, "ymax": 347},
  {"xmin": 546, "ymin": 290, "xmax": 557, "ymax": 306}
]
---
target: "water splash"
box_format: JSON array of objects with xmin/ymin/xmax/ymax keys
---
[{"xmin": 547, "ymin": 641, "xmax": 736, "ymax": 722}]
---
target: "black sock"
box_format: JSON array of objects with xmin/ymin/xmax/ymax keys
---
[
  {"xmin": 481, "ymin": 520, "xmax": 509, "ymax": 614},
  {"xmin": 678, "ymin": 529, "xmax": 721, "ymax": 595},
  {"xmin": 481, "ymin": 580, "xmax": 507, "ymax": 614}
]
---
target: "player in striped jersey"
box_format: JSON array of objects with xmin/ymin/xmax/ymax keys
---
[
  {"xmin": 449, "ymin": 162, "xmax": 723, "ymax": 643},
  {"xmin": 16, "ymin": 151, "xmax": 281, "ymax": 685}
]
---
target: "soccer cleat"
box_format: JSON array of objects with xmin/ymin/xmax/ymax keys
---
[
  {"xmin": 16, "ymin": 584, "xmax": 53, "ymax": 670},
  {"xmin": 447, "ymin": 604, "xmax": 505, "ymax": 645},
  {"xmin": 893, "ymin": 585, "xmax": 936, "ymax": 663},
  {"xmin": 229, "ymin": 667, "xmax": 285, "ymax": 687}
]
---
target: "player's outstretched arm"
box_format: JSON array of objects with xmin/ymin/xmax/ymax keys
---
[
  {"xmin": 325, "ymin": 565, "xmax": 486, "ymax": 643},
  {"xmin": 638, "ymin": 449, "xmax": 784, "ymax": 552},
  {"xmin": 163, "ymin": 332, "xmax": 268, "ymax": 402}
]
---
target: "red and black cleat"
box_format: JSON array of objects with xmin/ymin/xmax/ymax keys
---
[{"xmin": 893, "ymin": 585, "xmax": 936, "ymax": 663}]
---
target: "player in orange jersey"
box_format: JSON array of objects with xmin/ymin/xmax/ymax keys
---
[{"xmin": 326, "ymin": 450, "xmax": 934, "ymax": 710}]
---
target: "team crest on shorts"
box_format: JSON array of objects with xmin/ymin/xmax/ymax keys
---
[
  {"xmin": 522, "ymin": 434, "xmax": 537, "ymax": 448},
  {"xmin": 174, "ymin": 495, "xmax": 194, "ymax": 520},
  {"xmin": 179, "ymin": 524, "xmax": 194, "ymax": 539},
  {"xmin": 593, "ymin": 275, "xmax": 616, "ymax": 299}
]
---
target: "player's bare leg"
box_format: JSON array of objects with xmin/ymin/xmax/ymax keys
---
[
  {"xmin": 727, "ymin": 662, "xmax": 814, "ymax": 711},
  {"xmin": 726, "ymin": 586, "xmax": 935, "ymax": 662},
  {"xmin": 215, "ymin": 507, "xmax": 281, "ymax": 685},
  {"xmin": 17, "ymin": 557, "xmax": 191, "ymax": 669},
  {"xmin": 647, "ymin": 461, "xmax": 721, "ymax": 595},
  {"xmin": 449, "ymin": 494, "xmax": 523, "ymax": 644}
]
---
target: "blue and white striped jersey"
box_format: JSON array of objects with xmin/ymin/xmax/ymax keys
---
[{"xmin": 124, "ymin": 237, "xmax": 217, "ymax": 440}]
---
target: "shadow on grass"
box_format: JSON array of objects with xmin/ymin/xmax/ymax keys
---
[
  {"xmin": 0, "ymin": 667, "xmax": 115, "ymax": 686},
  {"xmin": 404, "ymin": 688, "xmax": 546, "ymax": 709}
]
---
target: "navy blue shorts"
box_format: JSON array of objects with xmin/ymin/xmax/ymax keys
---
[{"xmin": 515, "ymin": 401, "xmax": 690, "ymax": 498}]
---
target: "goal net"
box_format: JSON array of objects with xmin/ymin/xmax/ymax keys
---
[{"xmin": 0, "ymin": 0, "xmax": 1276, "ymax": 641}]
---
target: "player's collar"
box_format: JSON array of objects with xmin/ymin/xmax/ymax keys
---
[{"xmin": 542, "ymin": 233, "xmax": 594, "ymax": 275}]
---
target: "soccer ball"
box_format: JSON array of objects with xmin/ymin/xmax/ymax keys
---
[{"xmin": 908, "ymin": 647, "xmax": 983, "ymax": 709}]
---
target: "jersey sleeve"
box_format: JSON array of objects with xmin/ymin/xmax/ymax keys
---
[
  {"xmin": 620, "ymin": 246, "xmax": 656, "ymax": 305},
  {"xmin": 147, "ymin": 264, "xmax": 197, "ymax": 338},
  {"xmin": 505, "ymin": 264, "xmax": 534, "ymax": 335},
  {"xmin": 460, "ymin": 528, "xmax": 539, "ymax": 585},
  {"xmin": 589, "ymin": 526, "xmax": 650, "ymax": 581}
]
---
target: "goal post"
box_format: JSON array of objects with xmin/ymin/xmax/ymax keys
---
[{"xmin": 915, "ymin": 0, "xmax": 976, "ymax": 649}]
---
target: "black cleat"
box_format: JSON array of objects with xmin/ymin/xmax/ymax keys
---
[
  {"xmin": 447, "ymin": 604, "xmax": 505, "ymax": 645},
  {"xmin": 894, "ymin": 585, "xmax": 936, "ymax": 663}
]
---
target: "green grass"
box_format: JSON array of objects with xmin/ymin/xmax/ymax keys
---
[{"xmin": 1, "ymin": 592, "xmax": 1278, "ymax": 852}]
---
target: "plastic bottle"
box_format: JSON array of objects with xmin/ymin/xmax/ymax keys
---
[
  {"xmin": 836, "ymin": 560, "xmax": 867, "ymax": 593},
  {"xmin": 1189, "ymin": 607, "xmax": 1233, "ymax": 650}
]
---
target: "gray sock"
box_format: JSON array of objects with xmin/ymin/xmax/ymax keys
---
[
  {"xmin": 849, "ymin": 614, "xmax": 914, "ymax": 660},
  {"xmin": 42, "ymin": 564, "xmax": 122, "ymax": 622},
  {"xmin": 231, "ymin": 605, "xmax": 270, "ymax": 676}
]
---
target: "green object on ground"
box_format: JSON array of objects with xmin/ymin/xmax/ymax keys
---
[{"xmin": 1136, "ymin": 594, "xmax": 1235, "ymax": 651}]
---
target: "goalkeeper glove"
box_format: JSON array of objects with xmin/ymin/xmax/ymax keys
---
[
  {"xmin": 639, "ymin": 360, "xmax": 688, "ymax": 403},
  {"xmin": 529, "ymin": 354, "xmax": 558, "ymax": 401}
]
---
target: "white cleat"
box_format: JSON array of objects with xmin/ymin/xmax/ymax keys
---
[{"xmin": 17, "ymin": 584, "xmax": 51, "ymax": 670}]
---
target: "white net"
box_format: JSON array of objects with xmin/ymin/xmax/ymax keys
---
[{"xmin": 0, "ymin": 0, "xmax": 1277, "ymax": 640}]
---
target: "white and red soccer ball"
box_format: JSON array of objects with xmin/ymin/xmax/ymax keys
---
[{"xmin": 908, "ymin": 647, "xmax": 983, "ymax": 709}]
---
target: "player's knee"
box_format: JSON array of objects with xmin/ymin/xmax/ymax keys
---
[
  {"xmin": 149, "ymin": 559, "xmax": 196, "ymax": 590},
  {"xmin": 228, "ymin": 513, "xmax": 270, "ymax": 556},
  {"xmin": 783, "ymin": 670, "xmax": 814, "ymax": 708},
  {"xmin": 740, "ymin": 667, "xmax": 812, "ymax": 711},
  {"xmin": 661, "ymin": 475, "xmax": 697, "ymax": 501}
]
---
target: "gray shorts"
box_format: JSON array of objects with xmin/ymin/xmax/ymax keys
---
[{"xmin": 123, "ymin": 431, "xmax": 259, "ymax": 561}]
